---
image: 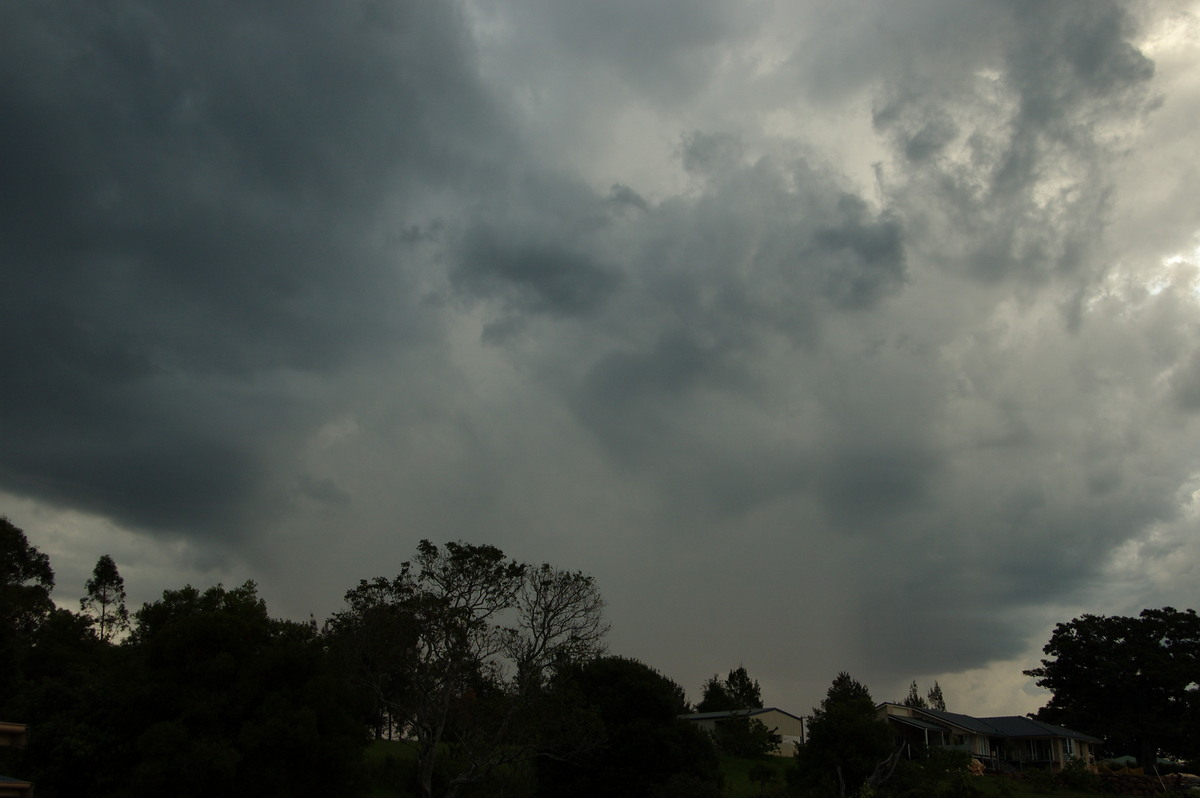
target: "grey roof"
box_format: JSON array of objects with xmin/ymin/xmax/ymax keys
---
[
  {"xmin": 980, "ymin": 716, "xmax": 1103, "ymax": 743},
  {"xmin": 888, "ymin": 714, "xmax": 949, "ymax": 733},
  {"xmin": 913, "ymin": 708, "xmax": 1001, "ymax": 735},
  {"xmin": 680, "ymin": 707, "xmax": 804, "ymax": 723},
  {"xmin": 879, "ymin": 703, "xmax": 1101, "ymax": 744}
]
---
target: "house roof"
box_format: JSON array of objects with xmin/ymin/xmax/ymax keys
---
[
  {"xmin": 915, "ymin": 708, "xmax": 1001, "ymax": 735},
  {"xmin": 979, "ymin": 716, "xmax": 1102, "ymax": 743},
  {"xmin": 681, "ymin": 707, "xmax": 805, "ymax": 723},
  {"xmin": 878, "ymin": 704, "xmax": 1101, "ymax": 744},
  {"xmin": 888, "ymin": 715, "xmax": 949, "ymax": 733}
]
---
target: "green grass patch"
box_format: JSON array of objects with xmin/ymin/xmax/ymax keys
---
[
  {"xmin": 718, "ymin": 752, "xmax": 794, "ymax": 797},
  {"xmin": 362, "ymin": 739, "xmax": 417, "ymax": 798},
  {"xmin": 972, "ymin": 774, "xmax": 1101, "ymax": 798}
]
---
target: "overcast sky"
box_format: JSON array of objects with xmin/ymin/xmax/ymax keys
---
[{"xmin": 4, "ymin": 0, "xmax": 1200, "ymax": 718}]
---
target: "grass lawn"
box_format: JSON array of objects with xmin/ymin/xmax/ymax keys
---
[
  {"xmin": 716, "ymin": 758, "xmax": 1111, "ymax": 798},
  {"xmin": 362, "ymin": 739, "xmax": 416, "ymax": 798},
  {"xmin": 972, "ymin": 774, "xmax": 1102, "ymax": 798},
  {"xmin": 718, "ymin": 753, "xmax": 795, "ymax": 797}
]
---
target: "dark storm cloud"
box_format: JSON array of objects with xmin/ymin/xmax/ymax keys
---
[
  {"xmin": 571, "ymin": 330, "xmax": 734, "ymax": 468},
  {"xmin": 817, "ymin": 444, "xmax": 940, "ymax": 525},
  {"xmin": 0, "ymin": 0, "xmax": 501, "ymax": 537},
  {"xmin": 813, "ymin": 195, "xmax": 906, "ymax": 310},
  {"xmin": 1171, "ymin": 349, "xmax": 1200, "ymax": 412},
  {"xmin": 453, "ymin": 224, "xmax": 623, "ymax": 320},
  {"xmin": 561, "ymin": 147, "xmax": 908, "ymax": 478},
  {"xmin": 1004, "ymin": 0, "xmax": 1155, "ymax": 132},
  {"xmin": 5, "ymin": 0, "xmax": 1199, "ymax": 720}
]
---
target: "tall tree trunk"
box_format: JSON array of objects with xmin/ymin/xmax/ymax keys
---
[{"xmin": 1138, "ymin": 739, "xmax": 1157, "ymax": 771}]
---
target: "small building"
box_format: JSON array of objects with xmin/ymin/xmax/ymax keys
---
[
  {"xmin": 0, "ymin": 722, "xmax": 32, "ymax": 798},
  {"xmin": 680, "ymin": 707, "xmax": 806, "ymax": 756},
  {"xmin": 878, "ymin": 703, "xmax": 1102, "ymax": 771}
]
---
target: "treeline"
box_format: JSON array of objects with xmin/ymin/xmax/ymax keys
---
[
  {"xmin": 0, "ymin": 516, "xmax": 1004, "ymax": 798},
  {"xmin": 12, "ymin": 512, "xmax": 1194, "ymax": 798},
  {"xmin": 0, "ymin": 519, "xmax": 725, "ymax": 798},
  {"xmin": 2, "ymin": 517, "xmax": 366, "ymax": 796}
]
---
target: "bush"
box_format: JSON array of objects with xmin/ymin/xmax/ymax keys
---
[
  {"xmin": 715, "ymin": 716, "xmax": 783, "ymax": 758},
  {"xmin": 749, "ymin": 761, "xmax": 777, "ymax": 788},
  {"xmin": 882, "ymin": 748, "xmax": 980, "ymax": 798},
  {"xmin": 655, "ymin": 772, "xmax": 724, "ymax": 798},
  {"xmin": 1021, "ymin": 766, "xmax": 1057, "ymax": 794},
  {"xmin": 1058, "ymin": 757, "xmax": 1099, "ymax": 792}
]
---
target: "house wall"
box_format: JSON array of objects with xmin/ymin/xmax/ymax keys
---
[
  {"xmin": 754, "ymin": 709, "xmax": 805, "ymax": 756},
  {"xmin": 0, "ymin": 724, "xmax": 27, "ymax": 748},
  {"xmin": 682, "ymin": 710, "xmax": 805, "ymax": 756},
  {"xmin": 1051, "ymin": 738, "xmax": 1092, "ymax": 768},
  {"xmin": 756, "ymin": 709, "xmax": 804, "ymax": 740}
]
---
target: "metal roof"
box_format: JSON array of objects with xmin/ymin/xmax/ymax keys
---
[
  {"xmin": 680, "ymin": 707, "xmax": 805, "ymax": 723},
  {"xmin": 914, "ymin": 708, "xmax": 1001, "ymax": 735},
  {"xmin": 878, "ymin": 703, "xmax": 1101, "ymax": 744},
  {"xmin": 980, "ymin": 716, "xmax": 1103, "ymax": 743},
  {"xmin": 887, "ymin": 714, "xmax": 948, "ymax": 733}
]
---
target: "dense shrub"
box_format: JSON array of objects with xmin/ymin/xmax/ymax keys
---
[{"xmin": 881, "ymin": 748, "xmax": 980, "ymax": 798}]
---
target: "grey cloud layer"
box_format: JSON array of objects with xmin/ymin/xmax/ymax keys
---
[
  {"xmin": 4, "ymin": 0, "xmax": 1197, "ymax": 707},
  {"xmin": 1, "ymin": 0, "xmax": 493, "ymax": 535}
]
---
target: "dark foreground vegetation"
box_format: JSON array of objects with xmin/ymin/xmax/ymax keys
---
[{"xmin": 3, "ymin": 517, "xmax": 1198, "ymax": 797}]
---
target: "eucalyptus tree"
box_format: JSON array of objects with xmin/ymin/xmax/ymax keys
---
[
  {"xmin": 327, "ymin": 540, "xmax": 608, "ymax": 798},
  {"xmin": 80, "ymin": 554, "xmax": 130, "ymax": 642}
]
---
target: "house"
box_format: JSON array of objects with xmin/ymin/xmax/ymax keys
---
[
  {"xmin": 0, "ymin": 722, "xmax": 33, "ymax": 798},
  {"xmin": 680, "ymin": 707, "xmax": 806, "ymax": 756},
  {"xmin": 0, "ymin": 725, "xmax": 26, "ymax": 749},
  {"xmin": 878, "ymin": 703, "xmax": 1102, "ymax": 771}
]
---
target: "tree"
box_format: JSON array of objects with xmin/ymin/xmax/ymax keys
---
[
  {"xmin": 902, "ymin": 680, "xmax": 928, "ymax": 709},
  {"xmin": 900, "ymin": 680, "xmax": 946, "ymax": 712},
  {"xmin": 536, "ymin": 656, "xmax": 719, "ymax": 798},
  {"xmin": 327, "ymin": 540, "xmax": 609, "ymax": 798},
  {"xmin": 725, "ymin": 665, "xmax": 764, "ymax": 709},
  {"xmin": 508, "ymin": 562, "xmax": 610, "ymax": 693},
  {"xmin": 698, "ymin": 665, "xmax": 763, "ymax": 712},
  {"xmin": 0, "ymin": 517, "xmax": 56, "ymax": 710},
  {"xmin": 123, "ymin": 581, "xmax": 364, "ymax": 797},
  {"xmin": 699, "ymin": 675, "xmax": 733, "ymax": 712},
  {"xmin": 713, "ymin": 714, "xmax": 782, "ymax": 759},
  {"xmin": 80, "ymin": 554, "xmax": 130, "ymax": 643},
  {"xmin": 794, "ymin": 672, "xmax": 893, "ymax": 798},
  {"xmin": 11, "ymin": 607, "xmax": 121, "ymax": 796},
  {"xmin": 926, "ymin": 681, "xmax": 946, "ymax": 712},
  {"xmin": 1024, "ymin": 606, "xmax": 1200, "ymax": 767},
  {"xmin": 696, "ymin": 666, "xmax": 777, "ymax": 757},
  {"xmin": 324, "ymin": 575, "xmax": 421, "ymax": 740},
  {"xmin": 0, "ymin": 516, "xmax": 55, "ymax": 639}
]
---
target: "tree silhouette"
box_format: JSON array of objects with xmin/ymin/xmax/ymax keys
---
[
  {"xmin": 902, "ymin": 680, "xmax": 928, "ymax": 709},
  {"xmin": 698, "ymin": 665, "xmax": 763, "ymax": 711},
  {"xmin": 327, "ymin": 540, "xmax": 608, "ymax": 798},
  {"xmin": 1025, "ymin": 607, "xmax": 1200, "ymax": 767},
  {"xmin": 796, "ymin": 672, "xmax": 892, "ymax": 798},
  {"xmin": 927, "ymin": 681, "xmax": 946, "ymax": 712},
  {"xmin": 81, "ymin": 554, "xmax": 130, "ymax": 642}
]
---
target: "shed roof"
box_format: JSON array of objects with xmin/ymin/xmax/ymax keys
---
[{"xmin": 681, "ymin": 707, "xmax": 805, "ymax": 723}]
